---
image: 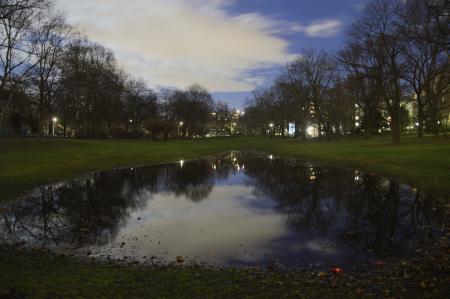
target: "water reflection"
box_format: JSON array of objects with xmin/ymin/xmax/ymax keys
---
[{"xmin": 0, "ymin": 152, "xmax": 444, "ymax": 267}]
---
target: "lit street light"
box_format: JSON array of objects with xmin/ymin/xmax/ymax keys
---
[
  {"xmin": 52, "ymin": 117, "xmax": 58, "ymax": 136},
  {"xmin": 269, "ymin": 123, "xmax": 274, "ymax": 139},
  {"xmin": 178, "ymin": 121, "xmax": 184, "ymax": 137}
]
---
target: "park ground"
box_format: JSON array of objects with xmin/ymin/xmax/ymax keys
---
[{"xmin": 0, "ymin": 135, "xmax": 449, "ymax": 298}]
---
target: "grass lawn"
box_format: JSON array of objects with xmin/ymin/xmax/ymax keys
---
[{"xmin": 0, "ymin": 135, "xmax": 449, "ymax": 298}]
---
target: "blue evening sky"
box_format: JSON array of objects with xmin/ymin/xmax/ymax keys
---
[{"xmin": 213, "ymin": 0, "xmax": 367, "ymax": 108}]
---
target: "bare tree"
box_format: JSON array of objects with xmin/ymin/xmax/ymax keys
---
[
  {"xmin": 291, "ymin": 49, "xmax": 337, "ymax": 140},
  {"xmin": 123, "ymin": 77, "xmax": 158, "ymax": 136},
  {"xmin": 0, "ymin": 0, "xmax": 46, "ymax": 124},
  {"xmin": 30, "ymin": 9, "xmax": 71, "ymax": 139},
  {"xmin": 398, "ymin": 0, "xmax": 450, "ymax": 137},
  {"xmin": 285, "ymin": 61, "xmax": 312, "ymax": 139},
  {"xmin": 347, "ymin": 0, "xmax": 406, "ymax": 144},
  {"xmin": 339, "ymin": 42, "xmax": 383, "ymax": 137}
]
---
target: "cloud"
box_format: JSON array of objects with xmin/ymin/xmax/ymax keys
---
[
  {"xmin": 55, "ymin": 0, "xmax": 298, "ymax": 92},
  {"xmin": 289, "ymin": 19, "xmax": 344, "ymax": 37},
  {"xmin": 55, "ymin": 0, "xmax": 343, "ymax": 92}
]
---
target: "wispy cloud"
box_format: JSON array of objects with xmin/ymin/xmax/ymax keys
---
[
  {"xmin": 56, "ymin": 0, "xmax": 342, "ymax": 92},
  {"xmin": 289, "ymin": 19, "xmax": 344, "ymax": 37}
]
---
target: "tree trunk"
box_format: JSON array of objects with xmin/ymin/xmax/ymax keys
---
[
  {"xmin": 391, "ymin": 108, "xmax": 401, "ymax": 145},
  {"xmin": 430, "ymin": 101, "xmax": 439, "ymax": 137},
  {"xmin": 417, "ymin": 97, "xmax": 424, "ymax": 138},
  {"xmin": 294, "ymin": 122, "xmax": 300, "ymax": 138}
]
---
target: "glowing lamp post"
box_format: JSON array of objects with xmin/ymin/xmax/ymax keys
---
[
  {"xmin": 269, "ymin": 123, "xmax": 274, "ymax": 139},
  {"xmin": 178, "ymin": 121, "xmax": 184, "ymax": 137},
  {"xmin": 52, "ymin": 117, "xmax": 58, "ymax": 136}
]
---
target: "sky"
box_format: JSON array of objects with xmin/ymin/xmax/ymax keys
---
[{"xmin": 55, "ymin": 0, "xmax": 369, "ymax": 108}]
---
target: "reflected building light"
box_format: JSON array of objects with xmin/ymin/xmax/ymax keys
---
[
  {"xmin": 236, "ymin": 165, "xmax": 240, "ymax": 171},
  {"xmin": 354, "ymin": 170, "xmax": 360, "ymax": 181},
  {"xmin": 212, "ymin": 164, "xmax": 216, "ymax": 170},
  {"xmin": 179, "ymin": 160, "xmax": 184, "ymax": 168},
  {"xmin": 241, "ymin": 165, "xmax": 245, "ymax": 170},
  {"xmin": 268, "ymin": 155, "xmax": 273, "ymax": 160}
]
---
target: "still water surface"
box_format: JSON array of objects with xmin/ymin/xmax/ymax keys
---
[{"xmin": 0, "ymin": 152, "xmax": 444, "ymax": 267}]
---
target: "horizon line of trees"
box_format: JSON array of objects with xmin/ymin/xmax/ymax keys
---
[{"xmin": 242, "ymin": 0, "xmax": 449, "ymax": 144}]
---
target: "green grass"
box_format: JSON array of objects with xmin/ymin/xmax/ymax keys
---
[
  {"xmin": 1, "ymin": 135, "xmax": 449, "ymax": 298},
  {"xmin": 1, "ymin": 135, "xmax": 449, "ymax": 203}
]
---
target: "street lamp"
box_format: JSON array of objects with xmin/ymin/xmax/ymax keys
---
[
  {"xmin": 52, "ymin": 117, "xmax": 58, "ymax": 136},
  {"xmin": 178, "ymin": 121, "xmax": 184, "ymax": 137},
  {"xmin": 269, "ymin": 123, "xmax": 274, "ymax": 139}
]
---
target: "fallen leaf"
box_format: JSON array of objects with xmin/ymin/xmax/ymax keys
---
[
  {"xmin": 330, "ymin": 267, "xmax": 344, "ymax": 274},
  {"xmin": 372, "ymin": 260, "xmax": 386, "ymax": 266},
  {"xmin": 176, "ymin": 256, "xmax": 185, "ymax": 263}
]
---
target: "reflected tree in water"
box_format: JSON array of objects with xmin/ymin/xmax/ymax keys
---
[
  {"xmin": 241, "ymin": 154, "xmax": 443, "ymax": 256},
  {"xmin": 0, "ymin": 159, "xmax": 220, "ymax": 247},
  {"xmin": 0, "ymin": 152, "xmax": 444, "ymax": 259}
]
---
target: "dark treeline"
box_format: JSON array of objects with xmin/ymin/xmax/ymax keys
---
[
  {"xmin": 0, "ymin": 0, "xmax": 242, "ymax": 139},
  {"xmin": 1, "ymin": 0, "xmax": 449, "ymax": 143},
  {"xmin": 242, "ymin": 0, "xmax": 449, "ymax": 144}
]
